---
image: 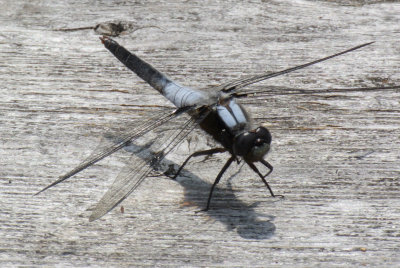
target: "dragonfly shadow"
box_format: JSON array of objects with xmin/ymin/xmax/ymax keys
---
[{"xmin": 118, "ymin": 136, "xmax": 276, "ymax": 239}]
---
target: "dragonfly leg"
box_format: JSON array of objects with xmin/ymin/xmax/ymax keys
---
[
  {"xmin": 247, "ymin": 160, "xmax": 284, "ymax": 198},
  {"xmin": 171, "ymin": 148, "xmax": 226, "ymax": 180},
  {"xmin": 201, "ymin": 155, "xmax": 235, "ymax": 212},
  {"xmin": 260, "ymin": 159, "xmax": 273, "ymax": 178}
]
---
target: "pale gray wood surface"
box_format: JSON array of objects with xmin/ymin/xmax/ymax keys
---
[{"xmin": 1, "ymin": 0, "xmax": 400, "ymax": 267}]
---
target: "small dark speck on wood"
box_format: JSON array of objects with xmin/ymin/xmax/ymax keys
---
[{"xmin": 54, "ymin": 21, "xmax": 165, "ymax": 37}]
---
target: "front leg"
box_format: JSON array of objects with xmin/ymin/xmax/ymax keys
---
[{"xmin": 247, "ymin": 160, "xmax": 284, "ymax": 198}]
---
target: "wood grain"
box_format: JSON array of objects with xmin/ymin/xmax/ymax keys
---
[{"xmin": 1, "ymin": 0, "xmax": 399, "ymax": 266}]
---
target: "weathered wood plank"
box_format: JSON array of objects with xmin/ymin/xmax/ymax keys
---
[{"xmin": 1, "ymin": 0, "xmax": 399, "ymax": 266}]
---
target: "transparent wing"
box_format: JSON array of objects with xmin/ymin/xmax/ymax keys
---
[
  {"xmin": 234, "ymin": 85, "xmax": 400, "ymax": 102},
  {"xmin": 210, "ymin": 41, "xmax": 399, "ymax": 99},
  {"xmin": 89, "ymin": 108, "xmax": 209, "ymax": 221},
  {"xmin": 35, "ymin": 106, "xmax": 192, "ymax": 195},
  {"xmin": 215, "ymin": 42, "xmax": 374, "ymax": 94}
]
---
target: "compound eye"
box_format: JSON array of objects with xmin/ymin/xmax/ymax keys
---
[
  {"xmin": 255, "ymin": 127, "xmax": 271, "ymax": 145},
  {"xmin": 233, "ymin": 132, "xmax": 254, "ymax": 157},
  {"xmin": 254, "ymin": 138, "xmax": 264, "ymax": 146}
]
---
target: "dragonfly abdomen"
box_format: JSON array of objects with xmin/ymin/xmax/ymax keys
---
[
  {"xmin": 101, "ymin": 36, "xmax": 207, "ymax": 108},
  {"xmin": 101, "ymin": 37, "xmax": 169, "ymax": 93}
]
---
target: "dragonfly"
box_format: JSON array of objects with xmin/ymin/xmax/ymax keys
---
[{"xmin": 36, "ymin": 36, "xmax": 399, "ymax": 221}]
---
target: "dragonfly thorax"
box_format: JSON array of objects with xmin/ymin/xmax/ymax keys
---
[
  {"xmin": 213, "ymin": 96, "xmax": 271, "ymax": 162},
  {"xmin": 233, "ymin": 126, "xmax": 271, "ymax": 162}
]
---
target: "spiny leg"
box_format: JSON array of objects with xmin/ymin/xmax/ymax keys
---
[
  {"xmin": 171, "ymin": 148, "xmax": 226, "ymax": 180},
  {"xmin": 202, "ymin": 155, "xmax": 235, "ymax": 211},
  {"xmin": 247, "ymin": 161, "xmax": 284, "ymax": 198}
]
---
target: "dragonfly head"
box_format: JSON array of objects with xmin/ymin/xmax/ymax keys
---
[{"xmin": 233, "ymin": 126, "xmax": 271, "ymax": 162}]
